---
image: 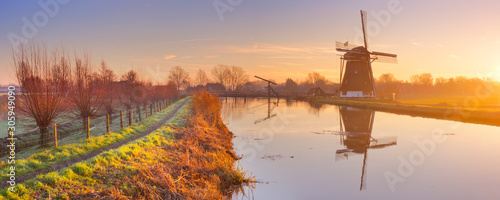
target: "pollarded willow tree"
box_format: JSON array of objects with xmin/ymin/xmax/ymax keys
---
[
  {"xmin": 99, "ymin": 60, "xmax": 118, "ymax": 118},
  {"xmin": 119, "ymin": 70, "xmax": 139, "ymax": 110},
  {"xmin": 69, "ymin": 53, "xmax": 106, "ymax": 137},
  {"xmin": 14, "ymin": 43, "xmax": 72, "ymax": 147}
]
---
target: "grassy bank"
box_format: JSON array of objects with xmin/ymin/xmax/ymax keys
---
[
  {"xmin": 1, "ymin": 90, "xmax": 252, "ymax": 199},
  {"xmin": 315, "ymin": 97, "xmax": 500, "ymax": 126},
  {"xmin": 0, "ymin": 99, "xmax": 187, "ymax": 181}
]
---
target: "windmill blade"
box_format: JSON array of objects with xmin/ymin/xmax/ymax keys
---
[
  {"xmin": 360, "ymin": 10, "xmax": 369, "ymax": 50},
  {"xmin": 371, "ymin": 54, "xmax": 398, "ymax": 63},
  {"xmin": 371, "ymin": 51, "xmax": 397, "ymax": 57},
  {"xmin": 368, "ymin": 136, "xmax": 397, "ymax": 148},
  {"xmin": 335, "ymin": 149, "xmax": 361, "ymax": 161},
  {"xmin": 336, "ymin": 41, "xmax": 361, "ymax": 51},
  {"xmin": 370, "ymin": 51, "xmax": 398, "ymax": 63}
]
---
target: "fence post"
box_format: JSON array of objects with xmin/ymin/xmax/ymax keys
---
[
  {"xmin": 120, "ymin": 111, "xmax": 123, "ymax": 128},
  {"xmin": 129, "ymin": 110, "xmax": 133, "ymax": 127},
  {"xmin": 54, "ymin": 122, "xmax": 58, "ymax": 148},
  {"xmin": 86, "ymin": 116, "xmax": 90, "ymax": 139},
  {"xmin": 106, "ymin": 114, "xmax": 110, "ymax": 135}
]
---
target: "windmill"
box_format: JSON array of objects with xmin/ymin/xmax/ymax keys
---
[
  {"xmin": 335, "ymin": 106, "xmax": 397, "ymax": 190},
  {"xmin": 336, "ymin": 10, "xmax": 398, "ymax": 98}
]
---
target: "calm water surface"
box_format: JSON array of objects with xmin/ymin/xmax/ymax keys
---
[{"xmin": 223, "ymin": 97, "xmax": 500, "ymax": 200}]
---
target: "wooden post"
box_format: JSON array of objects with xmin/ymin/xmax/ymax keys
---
[
  {"xmin": 54, "ymin": 122, "xmax": 58, "ymax": 147},
  {"xmin": 129, "ymin": 110, "xmax": 133, "ymax": 127},
  {"xmin": 106, "ymin": 114, "xmax": 110, "ymax": 135},
  {"xmin": 145, "ymin": 105, "xmax": 149, "ymax": 118},
  {"xmin": 86, "ymin": 116, "xmax": 90, "ymax": 139},
  {"xmin": 120, "ymin": 111, "xmax": 123, "ymax": 128}
]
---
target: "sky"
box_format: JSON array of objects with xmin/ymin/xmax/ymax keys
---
[{"xmin": 1, "ymin": 0, "xmax": 500, "ymax": 85}]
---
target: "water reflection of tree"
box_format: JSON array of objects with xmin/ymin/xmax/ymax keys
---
[
  {"xmin": 306, "ymin": 100, "xmax": 328, "ymax": 116},
  {"xmin": 220, "ymin": 97, "xmax": 251, "ymax": 120}
]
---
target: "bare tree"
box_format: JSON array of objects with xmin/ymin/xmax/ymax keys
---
[
  {"xmin": 14, "ymin": 43, "xmax": 71, "ymax": 147},
  {"xmin": 69, "ymin": 52, "xmax": 106, "ymax": 133},
  {"xmin": 211, "ymin": 65, "xmax": 230, "ymax": 89},
  {"xmin": 120, "ymin": 70, "xmax": 139, "ymax": 110},
  {"xmin": 195, "ymin": 69, "xmax": 209, "ymax": 86},
  {"xmin": 99, "ymin": 60, "xmax": 118, "ymax": 118},
  {"xmin": 168, "ymin": 66, "xmax": 190, "ymax": 90},
  {"xmin": 305, "ymin": 72, "xmax": 328, "ymax": 88},
  {"xmin": 228, "ymin": 66, "xmax": 248, "ymax": 91}
]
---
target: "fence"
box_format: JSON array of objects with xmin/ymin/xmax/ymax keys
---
[{"xmin": 0, "ymin": 98, "xmax": 179, "ymax": 157}]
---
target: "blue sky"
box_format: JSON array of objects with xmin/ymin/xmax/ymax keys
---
[{"xmin": 1, "ymin": 0, "xmax": 500, "ymax": 85}]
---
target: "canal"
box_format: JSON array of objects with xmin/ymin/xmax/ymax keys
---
[{"xmin": 222, "ymin": 97, "xmax": 500, "ymax": 200}]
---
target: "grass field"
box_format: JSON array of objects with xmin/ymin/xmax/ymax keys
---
[
  {"xmin": 315, "ymin": 95, "xmax": 500, "ymax": 126},
  {"xmin": 396, "ymin": 94, "xmax": 500, "ymax": 109},
  {"xmin": 0, "ymin": 99, "xmax": 187, "ymax": 182}
]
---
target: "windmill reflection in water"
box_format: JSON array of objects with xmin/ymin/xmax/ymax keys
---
[{"xmin": 336, "ymin": 106, "xmax": 397, "ymax": 190}]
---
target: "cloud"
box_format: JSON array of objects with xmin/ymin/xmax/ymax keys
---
[
  {"xmin": 164, "ymin": 55, "xmax": 176, "ymax": 60},
  {"xmin": 178, "ymin": 56, "xmax": 196, "ymax": 60},
  {"xmin": 436, "ymin": 43, "xmax": 444, "ymax": 48},
  {"xmin": 205, "ymin": 55, "xmax": 219, "ymax": 59},
  {"xmin": 280, "ymin": 62, "xmax": 302, "ymax": 66},
  {"xmin": 150, "ymin": 36, "xmax": 238, "ymax": 45},
  {"xmin": 257, "ymin": 65, "xmax": 274, "ymax": 68},
  {"xmin": 449, "ymin": 54, "xmax": 460, "ymax": 59},
  {"xmin": 223, "ymin": 42, "xmax": 332, "ymax": 55},
  {"xmin": 410, "ymin": 39, "xmax": 422, "ymax": 46}
]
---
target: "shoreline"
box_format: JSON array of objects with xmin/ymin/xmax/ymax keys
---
[{"xmin": 313, "ymin": 98, "xmax": 500, "ymax": 127}]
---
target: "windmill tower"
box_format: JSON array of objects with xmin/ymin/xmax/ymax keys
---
[{"xmin": 337, "ymin": 10, "xmax": 398, "ymax": 98}]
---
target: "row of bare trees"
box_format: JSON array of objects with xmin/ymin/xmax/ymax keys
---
[
  {"xmin": 14, "ymin": 43, "xmax": 179, "ymax": 147},
  {"xmin": 166, "ymin": 65, "xmax": 249, "ymax": 92}
]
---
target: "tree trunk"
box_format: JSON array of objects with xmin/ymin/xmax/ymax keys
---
[{"xmin": 40, "ymin": 126, "xmax": 49, "ymax": 147}]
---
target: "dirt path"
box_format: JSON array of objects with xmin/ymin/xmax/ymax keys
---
[{"xmin": 0, "ymin": 100, "xmax": 188, "ymax": 189}]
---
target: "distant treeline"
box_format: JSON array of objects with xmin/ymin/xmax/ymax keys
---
[{"xmin": 374, "ymin": 73, "xmax": 500, "ymax": 98}]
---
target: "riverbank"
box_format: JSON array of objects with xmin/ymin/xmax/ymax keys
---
[
  {"xmin": 1, "ymin": 90, "xmax": 252, "ymax": 199},
  {"xmin": 314, "ymin": 98, "xmax": 500, "ymax": 127}
]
